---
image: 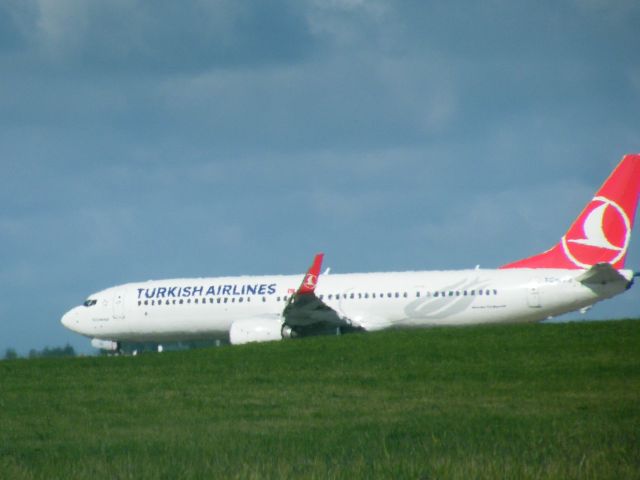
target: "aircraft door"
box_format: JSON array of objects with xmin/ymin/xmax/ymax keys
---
[
  {"xmin": 527, "ymin": 282, "xmax": 542, "ymax": 308},
  {"xmin": 112, "ymin": 291, "xmax": 126, "ymax": 319}
]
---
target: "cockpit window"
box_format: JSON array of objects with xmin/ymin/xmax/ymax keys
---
[{"xmin": 83, "ymin": 299, "xmax": 97, "ymax": 307}]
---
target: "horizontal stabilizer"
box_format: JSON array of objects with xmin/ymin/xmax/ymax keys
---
[{"xmin": 575, "ymin": 263, "xmax": 628, "ymax": 285}]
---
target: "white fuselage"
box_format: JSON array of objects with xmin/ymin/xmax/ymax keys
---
[{"xmin": 61, "ymin": 268, "xmax": 632, "ymax": 343}]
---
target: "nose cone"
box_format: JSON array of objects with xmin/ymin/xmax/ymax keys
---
[
  {"xmin": 61, "ymin": 310, "xmax": 72, "ymax": 329},
  {"xmin": 61, "ymin": 308, "xmax": 80, "ymax": 332}
]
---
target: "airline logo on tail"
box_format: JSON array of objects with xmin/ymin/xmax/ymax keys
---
[
  {"xmin": 562, "ymin": 196, "xmax": 631, "ymax": 268},
  {"xmin": 303, "ymin": 274, "xmax": 318, "ymax": 290}
]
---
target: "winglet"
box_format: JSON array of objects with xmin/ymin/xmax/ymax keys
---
[{"xmin": 297, "ymin": 253, "xmax": 324, "ymax": 295}]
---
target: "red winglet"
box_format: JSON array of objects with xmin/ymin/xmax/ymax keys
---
[{"xmin": 297, "ymin": 253, "xmax": 324, "ymax": 294}]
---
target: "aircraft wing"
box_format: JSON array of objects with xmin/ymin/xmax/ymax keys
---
[{"xmin": 281, "ymin": 253, "xmax": 354, "ymax": 336}]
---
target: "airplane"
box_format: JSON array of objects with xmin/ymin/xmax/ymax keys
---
[{"xmin": 61, "ymin": 154, "xmax": 640, "ymax": 351}]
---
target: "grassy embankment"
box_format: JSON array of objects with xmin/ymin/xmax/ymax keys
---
[{"xmin": 1, "ymin": 320, "xmax": 639, "ymax": 479}]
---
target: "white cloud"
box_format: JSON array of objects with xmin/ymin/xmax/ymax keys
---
[
  {"xmin": 306, "ymin": 0, "xmax": 389, "ymax": 43},
  {"xmin": 374, "ymin": 55, "xmax": 459, "ymax": 134},
  {"xmin": 35, "ymin": 0, "xmax": 89, "ymax": 59}
]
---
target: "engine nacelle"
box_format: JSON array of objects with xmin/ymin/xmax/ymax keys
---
[
  {"xmin": 281, "ymin": 324, "xmax": 296, "ymax": 339},
  {"xmin": 91, "ymin": 338, "xmax": 119, "ymax": 351},
  {"xmin": 229, "ymin": 318, "xmax": 284, "ymax": 345}
]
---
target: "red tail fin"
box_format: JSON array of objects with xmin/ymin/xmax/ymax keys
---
[{"xmin": 502, "ymin": 154, "xmax": 640, "ymax": 270}]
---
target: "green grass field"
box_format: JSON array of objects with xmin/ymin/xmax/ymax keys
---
[{"xmin": 1, "ymin": 320, "xmax": 639, "ymax": 479}]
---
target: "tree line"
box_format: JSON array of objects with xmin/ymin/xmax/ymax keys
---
[
  {"xmin": 2, "ymin": 340, "xmax": 222, "ymax": 360},
  {"xmin": 3, "ymin": 344, "xmax": 76, "ymax": 360}
]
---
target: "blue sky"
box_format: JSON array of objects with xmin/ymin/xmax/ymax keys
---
[{"xmin": 1, "ymin": 0, "xmax": 639, "ymax": 355}]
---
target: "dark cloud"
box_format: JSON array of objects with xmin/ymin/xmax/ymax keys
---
[
  {"xmin": 1, "ymin": 0, "xmax": 317, "ymax": 74},
  {"xmin": 0, "ymin": 1, "xmax": 34, "ymax": 52}
]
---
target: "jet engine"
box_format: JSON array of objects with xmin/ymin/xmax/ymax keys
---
[
  {"xmin": 229, "ymin": 318, "xmax": 284, "ymax": 345},
  {"xmin": 91, "ymin": 338, "xmax": 119, "ymax": 351}
]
